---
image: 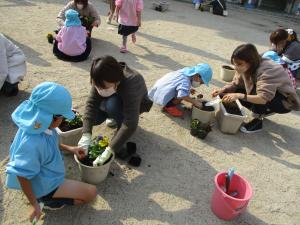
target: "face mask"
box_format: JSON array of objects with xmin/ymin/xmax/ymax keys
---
[
  {"xmin": 192, "ymin": 81, "xmax": 201, "ymax": 88},
  {"xmin": 95, "ymin": 86, "xmax": 116, "ymax": 97},
  {"xmin": 77, "ymin": 4, "xmax": 84, "ymax": 10}
]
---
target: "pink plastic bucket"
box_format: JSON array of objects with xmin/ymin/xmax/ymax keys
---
[{"xmin": 211, "ymin": 172, "xmax": 253, "ymax": 220}]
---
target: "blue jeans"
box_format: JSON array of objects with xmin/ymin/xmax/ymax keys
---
[{"xmin": 95, "ymin": 94, "xmax": 123, "ymax": 128}]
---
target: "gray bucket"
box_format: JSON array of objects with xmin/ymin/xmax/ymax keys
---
[{"xmin": 74, "ymin": 154, "xmax": 114, "ymax": 184}]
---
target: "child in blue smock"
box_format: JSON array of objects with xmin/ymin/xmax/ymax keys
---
[
  {"xmin": 6, "ymin": 82, "xmax": 97, "ymax": 223},
  {"xmin": 262, "ymin": 50, "xmax": 296, "ymax": 89},
  {"xmin": 148, "ymin": 63, "xmax": 213, "ymax": 117}
]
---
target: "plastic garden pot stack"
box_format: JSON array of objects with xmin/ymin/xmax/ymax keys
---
[
  {"xmin": 56, "ymin": 127, "xmax": 82, "ymax": 146},
  {"xmin": 152, "ymin": 0, "xmax": 169, "ymax": 12},
  {"xmin": 211, "ymin": 172, "xmax": 253, "ymax": 220},
  {"xmin": 220, "ymin": 65, "xmax": 236, "ymax": 82},
  {"xmin": 55, "ymin": 111, "xmax": 83, "ymax": 146},
  {"xmin": 74, "ymin": 154, "xmax": 114, "ymax": 184}
]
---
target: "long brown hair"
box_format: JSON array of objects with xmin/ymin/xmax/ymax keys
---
[
  {"xmin": 231, "ymin": 43, "xmax": 261, "ymax": 77},
  {"xmin": 270, "ymin": 29, "xmax": 288, "ymax": 44}
]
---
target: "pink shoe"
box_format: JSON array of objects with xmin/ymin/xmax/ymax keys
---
[
  {"xmin": 120, "ymin": 46, "xmax": 128, "ymax": 53},
  {"xmin": 131, "ymin": 33, "xmax": 136, "ymax": 44}
]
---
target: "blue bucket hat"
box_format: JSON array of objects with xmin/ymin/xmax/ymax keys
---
[
  {"xmin": 262, "ymin": 51, "xmax": 284, "ymax": 65},
  {"xmin": 65, "ymin": 9, "xmax": 81, "ymax": 27},
  {"xmin": 182, "ymin": 63, "xmax": 213, "ymax": 86},
  {"xmin": 12, "ymin": 82, "xmax": 75, "ymax": 134}
]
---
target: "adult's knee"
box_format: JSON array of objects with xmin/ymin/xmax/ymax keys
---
[{"xmin": 105, "ymin": 95, "xmax": 122, "ymax": 113}]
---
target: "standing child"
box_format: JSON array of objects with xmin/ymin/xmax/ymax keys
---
[
  {"xmin": 115, "ymin": 0, "xmax": 143, "ymax": 53},
  {"xmin": 6, "ymin": 82, "xmax": 97, "ymax": 223},
  {"xmin": 148, "ymin": 63, "xmax": 213, "ymax": 117},
  {"xmin": 296, "ymin": 2, "xmax": 300, "ymax": 16},
  {"xmin": 106, "ymin": 0, "xmax": 116, "ymax": 24},
  {"xmin": 52, "ymin": 9, "xmax": 91, "ymax": 62}
]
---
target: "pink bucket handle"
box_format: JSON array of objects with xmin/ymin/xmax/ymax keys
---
[{"xmin": 223, "ymin": 196, "xmax": 247, "ymax": 214}]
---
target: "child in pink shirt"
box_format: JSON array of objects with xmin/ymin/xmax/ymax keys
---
[
  {"xmin": 53, "ymin": 9, "xmax": 91, "ymax": 62},
  {"xmin": 115, "ymin": 0, "xmax": 143, "ymax": 53}
]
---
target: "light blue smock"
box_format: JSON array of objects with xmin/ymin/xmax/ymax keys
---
[
  {"xmin": 6, "ymin": 129, "xmax": 65, "ymax": 198},
  {"xmin": 148, "ymin": 69, "xmax": 192, "ymax": 106}
]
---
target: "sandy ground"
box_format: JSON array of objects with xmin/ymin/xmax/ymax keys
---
[{"xmin": 0, "ymin": 0, "xmax": 300, "ymax": 224}]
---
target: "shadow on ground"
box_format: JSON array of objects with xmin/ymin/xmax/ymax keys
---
[
  {"xmin": 40, "ymin": 128, "xmax": 268, "ymax": 225},
  {"xmin": 4, "ymin": 35, "xmax": 51, "ymax": 67},
  {"xmin": 0, "ymin": 91, "xmax": 30, "ymax": 161}
]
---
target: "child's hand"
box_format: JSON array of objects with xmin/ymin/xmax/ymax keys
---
[
  {"xmin": 29, "ymin": 202, "xmax": 42, "ymax": 223},
  {"xmin": 71, "ymin": 146, "xmax": 86, "ymax": 159},
  {"xmin": 137, "ymin": 20, "xmax": 141, "ymax": 27},
  {"xmin": 190, "ymin": 88, "xmax": 196, "ymax": 95}
]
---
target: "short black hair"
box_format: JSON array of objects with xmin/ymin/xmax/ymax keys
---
[
  {"xmin": 74, "ymin": 0, "xmax": 88, "ymax": 8},
  {"xmin": 231, "ymin": 43, "xmax": 261, "ymax": 77},
  {"xmin": 90, "ymin": 56, "xmax": 124, "ymax": 88}
]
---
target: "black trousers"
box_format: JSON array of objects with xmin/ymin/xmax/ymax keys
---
[
  {"xmin": 0, "ymin": 81, "xmax": 18, "ymax": 96},
  {"xmin": 236, "ymin": 89, "xmax": 290, "ymax": 115},
  {"xmin": 53, "ymin": 38, "xmax": 92, "ymax": 62}
]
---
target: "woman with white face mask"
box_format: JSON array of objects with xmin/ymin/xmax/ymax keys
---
[
  {"xmin": 78, "ymin": 56, "xmax": 152, "ymax": 165},
  {"xmin": 57, "ymin": 0, "xmax": 101, "ymax": 37},
  {"xmin": 148, "ymin": 63, "xmax": 213, "ymax": 117},
  {"xmin": 212, "ymin": 43, "xmax": 300, "ymax": 134}
]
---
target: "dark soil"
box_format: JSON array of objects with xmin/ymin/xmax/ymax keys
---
[
  {"xmin": 79, "ymin": 156, "xmax": 94, "ymax": 167},
  {"xmin": 223, "ymin": 102, "xmax": 242, "ymax": 116},
  {"xmin": 79, "ymin": 154, "xmax": 113, "ymax": 167},
  {"xmin": 201, "ymin": 101, "xmax": 215, "ymax": 112},
  {"xmin": 59, "ymin": 120, "xmax": 82, "ymax": 132},
  {"xmin": 193, "ymin": 101, "xmax": 215, "ymax": 111}
]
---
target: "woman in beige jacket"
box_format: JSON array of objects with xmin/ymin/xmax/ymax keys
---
[
  {"xmin": 57, "ymin": 0, "xmax": 100, "ymax": 37},
  {"xmin": 212, "ymin": 43, "xmax": 300, "ymax": 133}
]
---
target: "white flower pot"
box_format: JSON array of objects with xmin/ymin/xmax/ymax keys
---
[
  {"xmin": 74, "ymin": 154, "xmax": 114, "ymax": 184},
  {"xmin": 220, "ymin": 65, "xmax": 236, "ymax": 82},
  {"xmin": 216, "ymin": 99, "xmax": 247, "ymax": 134},
  {"xmin": 55, "ymin": 127, "xmax": 83, "ymax": 146},
  {"xmin": 192, "ymin": 105, "xmax": 215, "ymax": 124}
]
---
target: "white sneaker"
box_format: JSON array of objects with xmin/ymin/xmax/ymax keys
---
[{"xmin": 106, "ymin": 118, "xmax": 117, "ymax": 128}]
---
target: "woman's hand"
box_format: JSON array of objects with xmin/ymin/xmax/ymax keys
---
[
  {"xmin": 29, "ymin": 202, "xmax": 42, "ymax": 223},
  {"xmin": 222, "ymin": 93, "xmax": 243, "ymax": 103},
  {"xmin": 70, "ymin": 146, "xmax": 86, "ymax": 159},
  {"xmin": 211, "ymin": 88, "xmax": 224, "ymax": 98}
]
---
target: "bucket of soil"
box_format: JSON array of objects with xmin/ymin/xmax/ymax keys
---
[
  {"xmin": 220, "ymin": 65, "xmax": 236, "ymax": 82},
  {"xmin": 216, "ymin": 97, "xmax": 247, "ymax": 134},
  {"xmin": 56, "ymin": 110, "xmax": 83, "ymax": 146},
  {"xmin": 74, "ymin": 135, "xmax": 114, "ymax": 184},
  {"xmin": 192, "ymin": 101, "xmax": 216, "ymax": 124}
]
